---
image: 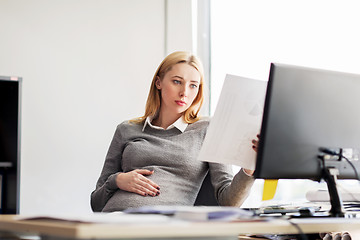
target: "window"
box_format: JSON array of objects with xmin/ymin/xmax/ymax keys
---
[{"xmin": 210, "ymin": 0, "xmax": 360, "ymax": 207}]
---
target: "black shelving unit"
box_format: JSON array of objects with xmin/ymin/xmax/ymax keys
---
[{"xmin": 0, "ymin": 76, "xmax": 21, "ymax": 214}]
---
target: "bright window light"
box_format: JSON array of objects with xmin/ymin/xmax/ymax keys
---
[
  {"xmin": 210, "ymin": 0, "xmax": 360, "ymax": 207},
  {"xmin": 211, "ymin": 0, "xmax": 360, "ymax": 112}
]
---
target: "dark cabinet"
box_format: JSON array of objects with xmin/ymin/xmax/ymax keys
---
[{"xmin": 0, "ymin": 76, "xmax": 21, "ymax": 214}]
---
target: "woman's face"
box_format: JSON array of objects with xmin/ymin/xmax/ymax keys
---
[{"xmin": 156, "ymin": 63, "xmax": 200, "ymax": 116}]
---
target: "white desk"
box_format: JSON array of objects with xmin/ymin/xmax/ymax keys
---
[{"xmin": 1, "ymin": 215, "xmax": 360, "ymax": 240}]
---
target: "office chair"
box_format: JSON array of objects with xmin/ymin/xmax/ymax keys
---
[{"xmin": 194, "ymin": 172, "xmax": 218, "ymax": 206}]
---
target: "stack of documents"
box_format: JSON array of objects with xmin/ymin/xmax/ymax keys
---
[{"xmin": 124, "ymin": 205, "xmax": 255, "ymax": 221}]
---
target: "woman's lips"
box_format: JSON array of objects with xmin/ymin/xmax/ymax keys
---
[{"xmin": 175, "ymin": 100, "xmax": 186, "ymax": 106}]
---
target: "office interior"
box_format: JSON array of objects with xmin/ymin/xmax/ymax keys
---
[{"xmin": 1, "ymin": 0, "xmax": 360, "ymax": 219}]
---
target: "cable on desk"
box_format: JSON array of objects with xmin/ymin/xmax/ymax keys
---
[
  {"xmin": 287, "ymin": 219, "xmax": 309, "ymax": 240},
  {"xmin": 257, "ymin": 218, "xmax": 311, "ymax": 240}
]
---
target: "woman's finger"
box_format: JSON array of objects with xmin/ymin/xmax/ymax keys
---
[
  {"xmin": 134, "ymin": 169, "xmax": 154, "ymax": 176},
  {"xmin": 133, "ymin": 183, "xmax": 151, "ymax": 196},
  {"xmin": 132, "ymin": 186, "xmax": 147, "ymax": 196},
  {"xmin": 134, "ymin": 183, "xmax": 159, "ymax": 197},
  {"xmin": 139, "ymin": 173, "xmax": 160, "ymax": 190},
  {"xmin": 133, "ymin": 169, "xmax": 160, "ymax": 190},
  {"xmin": 251, "ymin": 138, "xmax": 258, "ymax": 152},
  {"xmin": 138, "ymin": 177, "xmax": 160, "ymax": 195}
]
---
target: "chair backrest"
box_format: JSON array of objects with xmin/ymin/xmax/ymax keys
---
[{"xmin": 194, "ymin": 173, "xmax": 218, "ymax": 206}]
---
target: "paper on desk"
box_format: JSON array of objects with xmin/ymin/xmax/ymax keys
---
[
  {"xmin": 124, "ymin": 205, "xmax": 254, "ymax": 221},
  {"xmin": 16, "ymin": 212, "xmax": 170, "ymax": 224},
  {"xmin": 198, "ymin": 74, "xmax": 267, "ymax": 169}
]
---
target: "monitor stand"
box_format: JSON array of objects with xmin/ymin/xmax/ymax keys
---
[
  {"xmin": 322, "ymin": 166, "xmax": 345, "ymax": 217},
  {"xmin": 292, "ymin": 166, "xmax": 345, "ymax": 218}
]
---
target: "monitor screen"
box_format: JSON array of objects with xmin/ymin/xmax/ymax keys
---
[{"xmin": 255, "ymin": 63, "xmax": 360, "ymax": 181}]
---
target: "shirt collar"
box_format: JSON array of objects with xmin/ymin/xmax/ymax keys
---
[{"xmin": 142, "ymin": 116, "xmax": 188, "ymax": 133}]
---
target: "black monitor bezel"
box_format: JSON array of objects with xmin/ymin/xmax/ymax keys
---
[{"xmin": 254, "ymin": 63, "xmax": 360, "ymax": 181}]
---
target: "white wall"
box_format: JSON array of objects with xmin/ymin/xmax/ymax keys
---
[
  {"xmin": 0, "ymin": 0, "xmax": 168, "ymax": 214},
  {"xmin": 165, "ymin": 0, "xmax": 195, "ymax": 54},
  {"xmin": 0, "ymin": 0, "xmax": 203, "ymax": 215}
]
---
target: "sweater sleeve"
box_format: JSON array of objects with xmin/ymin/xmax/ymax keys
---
[
  {"xmin": 90, "ymin": 125, "xmax": 124, "ymax": 212},
  {"xmin": 208, "ymin": 162, "xmax": 255, "ymax": 207}
]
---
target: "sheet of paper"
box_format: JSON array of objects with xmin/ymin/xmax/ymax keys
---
[{"xmin": 198, "ymin": 74, "xmax": 267, "ymax": 169}]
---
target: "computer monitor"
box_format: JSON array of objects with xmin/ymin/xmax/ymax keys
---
[
  {"xmin": 254, "ymin": 63, "xmax": 360, "ymax": 217},
  {"xmin": 0, "ymin": 76, "xmax": 21, "ymax": 214}
]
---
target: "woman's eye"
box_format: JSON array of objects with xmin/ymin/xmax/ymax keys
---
[
  {"xmin": 173, "ymin": 80, "xmax": 181, "ymax": 84},
  {"xmin": 190, "ymin": 84, "xmax": 198, "ymax": 89}
]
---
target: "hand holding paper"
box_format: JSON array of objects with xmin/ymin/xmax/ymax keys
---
[{"xmin": 198, "ymin": 74, "xmax": 267, "ymax": 170}]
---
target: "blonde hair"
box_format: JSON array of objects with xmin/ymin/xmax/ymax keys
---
[{"xmin": 130, "ymin": 51, "xmax": 205, "ymax": 124}]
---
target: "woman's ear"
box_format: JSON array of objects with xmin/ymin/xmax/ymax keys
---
[{"xmin": 155, "ymin": 76, "xmax": 161, "ymax": 90}]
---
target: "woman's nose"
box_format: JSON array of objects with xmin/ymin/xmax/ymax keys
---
[{"xmin": 179, "ymin": 86, "xmax": 187, "ymax": 97}]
